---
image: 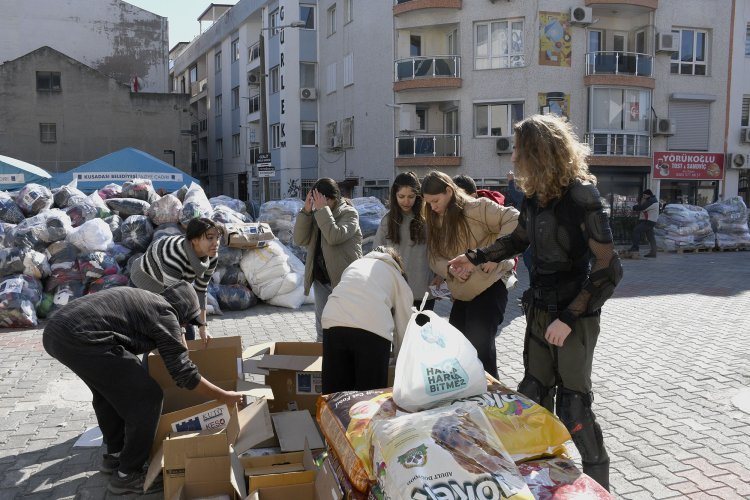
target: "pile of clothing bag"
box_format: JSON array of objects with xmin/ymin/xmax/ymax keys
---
[
  {"xmin": 704, "ymin": 197, "xmax": 750, "ymax": 250},
  {"xmin": 315, "ymin": 308, "xmax": 613, "ymax": 499},
  {"xmin": 654, "ymin": 203, "xmax": 714, "ymax": 251}
]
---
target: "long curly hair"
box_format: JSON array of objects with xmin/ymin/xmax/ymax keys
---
[
  {"xmin": 421, "ymin": 171, "xmax": 471, "ymax": 259},
  {"xmin": 387, "ymin": 172, "xmax": 426, "ymax": 245},
  {"xmin": 513, "ymin": 114, "xmax": 595, "ymax": 207}
]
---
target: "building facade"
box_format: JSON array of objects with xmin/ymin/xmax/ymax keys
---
[
  {"xmin": 728, "ymin": 0, "xmax": 750, "ymax": 206},
  {"xmin": 0, "ymin": 47, "xmax": 191, "ymax": 174}
]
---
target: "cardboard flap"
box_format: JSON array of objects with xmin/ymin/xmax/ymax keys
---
[
  {"xmin": 315, "ymin": 458, "xmax": 344, "ymax": 500},
  {"xmin": 144, "ymin": 445, "xmax": 164, "ymax": 493},
  {"xmin": 237, "ymin": 381, "xmax": 274, "ymax": 401},
  {"xmin": 229, "ymin": 445, "xmax": 248, "ymax": 499},
  {"xmin": 271, "ymin": 411, "xmax": 325, "ymax": 452},
  {"xmin": 242, "ymin": 342, "xmax": 275, "ymax": 360},
  {"xmin": 257, "ymin": 354, "xmax": 322, "ymax": 372},
  {"xmin": 232, "ymin": 399, "xmax": 275, "ymax": 454},
  {"xmin": 242, "ymin": 359, "xmax": 270, "ymax": 376},
  {"xmin": 182, "ymin": 455, "xmax": 243, "ymax": 499}
]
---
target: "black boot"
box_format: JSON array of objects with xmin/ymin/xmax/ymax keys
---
[{"xmin": 583, "ymin": 459, "xmax": 610, "ymax": 491}]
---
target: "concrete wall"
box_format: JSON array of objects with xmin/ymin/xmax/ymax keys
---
[
  {"xmin": 0, "ymin": 0, "xmax": 168, "ymax": 92},
  {"xmin": 0, "ymin": 47, "xmax": 191, "ymax": 174}
]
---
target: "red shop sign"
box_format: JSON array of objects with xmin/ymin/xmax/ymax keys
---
[{"xmin": 653, "ymin": 151, "xmax": 725, "ymax": 180}]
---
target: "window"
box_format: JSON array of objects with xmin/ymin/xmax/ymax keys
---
[
  {"xmin": 270, "ymin": 180, "xmax": 281, "ymax": 200},
  {"xmin": 746, "ymin": 24, "xmax": 750, "ymax": 56},
  {"xmin": 474, "ymin": 102, "xmax": 524, "ymax": 137},
  {"xmin": 415, "ymin": 108, "xmax": 427, "ymax": 131},
  {"xmin": 271, "ymin": 123, "xmax": 281, "ymax": 149},
  {"xmin": 189, "ymin": 65, "xmax": 198, "ymax": 82},
  {"xmin": 36, "ymin": 71, "xmax": 61, "ymax": 92},
  {"xmin": 742, "ymin": 96, "xmax": 750, "ymax": 127},
  {"xmin": 342, "ymin": 117, "xmax": 354, "ymax": 148},
  {"xmin": 215, "ymin": 94, "xmax": 222, "ymax": 116},
  {"xmin": 215, "ymin": 51, "xmax": 222, "ymax": 72},
  {"xmin": 232, "ymin": 133, "xmax": 241, "ymax": 157},
  {"xmin": 326, "ymin": 62, "xmax": 336, "ymax": 94},
  {"xmin": 301, "ymin": 122, "xmax": 317, "ymax": 146},
  {"xmin": 474, "ymin": 19, "xmax": 524, "ymax": 69},
  {"xmin": 231, "ymin": 86, "xmax": 239, "ymax": 109},
  {"xmin": 344, "ymin": 0, "xmax": 352, "ymax": 24},
  {"xmin": 410, "ymin": 35, "xmax": 422, "ymax": 57},
  {"xmin": 671, "ymin": 28, "xmax": 708, "ymax": 75},
  {"xmin": 231, "ymin": 39, "xmax": 239, "ymax": 61},
  {"xmin": 300, "ymin": 179, "xmax": 316, "ymax": 200},
  {"xmin": 39, "ymin": 123, "xmax": 56, "ymax": 143},
  {"xmin": 590, "ymin": 88, "xmax": 650, "ymax": 133},
  {"xmin": 249, "ymin": 146, "xmax": 260, "ymax": 164},
  {"xmin": 300, "ymin": 5, "xmax": 315, "ymax": 30},
  {"xmin": 248, "ymin": 42, "xmax": 260, "ymax": 62},
  {"xmin": 270, "ymin": 66, "xmax": 280, "ymax": 94},
  {"xmin": 588, "ymin": 30, "xmax": 602, "ymax": 53},
  {"xmin": 344, "ymin": 54, "xmax": 354, "ymax": 86},
  {"xmin": 270, "ymin": 9, "xmax": 280, "ymax": 36},
  {"xmin": 216, "ymin": 139, "xmax": 223, "ymax": 159},
  {"xmin": 300, "ymin": 62, "xmax": 316, "ymax": 88},
  {"xmin": 363, "ymin": 180, "xmax": 390, "ymax": 202},
  {"xmin": 327, "ymin": 5, "xmax": 336, "ymax": 36}
]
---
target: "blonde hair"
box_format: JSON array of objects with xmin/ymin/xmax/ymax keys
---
[
  {"xmin": 421, "ymin": 171, "xmax": 472, "ymax": 259},
  {"xmin": 513, "ymin": 114, "xmax": 596, "ymax": 207}
]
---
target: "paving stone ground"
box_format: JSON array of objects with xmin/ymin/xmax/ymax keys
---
[{"xmin": 1, "ymin": 250, "xmax": 749, "ymax": 499}]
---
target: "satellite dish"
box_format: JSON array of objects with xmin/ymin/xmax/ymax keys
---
[{"xmin": 131, "ymin": 76, "xmax": 144, "ymax": 92}]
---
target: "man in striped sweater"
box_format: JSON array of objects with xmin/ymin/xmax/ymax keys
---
[
  {"xmin": 130, "ymin": 218, "xmax": 221, "ymax": 342},
  {"xmin": 42, "ymin": 281, "xmax": 242, "ymax": 495}
]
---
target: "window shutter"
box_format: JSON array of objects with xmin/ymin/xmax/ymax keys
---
[{"xmin": 667, "ymin": 101, "xmax": 710, "ymax": 151}]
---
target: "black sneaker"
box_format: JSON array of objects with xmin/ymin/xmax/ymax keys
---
[
  {"xmin": 99, "ymin": 454, "xmax": 120, "ymax": 474},
  {"xmin": 107, "ymin": 470, "xmax": 163, "ymax": 495}
]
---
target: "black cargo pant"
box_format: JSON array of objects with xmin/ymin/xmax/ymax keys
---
[
  {"xmin": 322, "ymin": 326, "xmax": 391, "ymax": 394},
  {"xmin": 43, "ymin": 331, "xmax": 163, "ymax": 474}
]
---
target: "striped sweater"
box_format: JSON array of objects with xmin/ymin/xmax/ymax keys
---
[{"xmin": 130, "ymin": 235, "xmax": 217, "ymax": 309}]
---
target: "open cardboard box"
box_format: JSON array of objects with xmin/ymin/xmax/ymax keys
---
[
  {"xmin": 171, "ymin": 452, "xmax": 247, "ymax": 500},
  {"xmin": 223, "ymin": 222, "xmax": 275, "ymax": 249},
  {"xmin": 243, "ymin": 342, "xmax": 323, "ymax": 415}
]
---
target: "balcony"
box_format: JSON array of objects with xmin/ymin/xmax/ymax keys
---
[
  {"xmin": 585, "ymin": 133, "xmax": 651, "ymax": 157},
  {"xmin": 393, "ymin": 0, "xmax": 462, "ymax": 16},
  {"xmin": 586, "ymin": 52, "xmax": 653, "ymax": 77},
  {"xmin": 394, "ymin": 56, "xmax": 461, "ymax": 92},
  {"xmin": 190, "ymin": 78, "xmax": 208, "ymax": 100},
  {"xmin": 247, "ymin": 41, "xmax": 261, "ymax": 70},
  {"xmin": 395, "ymin": 134, "xmax": 461, "ymax": 167},
  {"xmin": 247, "ymin": 94, "xmax": 261, "ymax": 115}
]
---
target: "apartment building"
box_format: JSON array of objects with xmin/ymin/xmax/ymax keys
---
[{"xmin": 728, "ymin": 0, "xmax": 750, "ymax": 206}]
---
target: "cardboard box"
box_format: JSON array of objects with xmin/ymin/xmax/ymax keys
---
[
  {"xmin": 246, "ymin": 482, "xmax": 316, "ymax": 500},
  {"xmin": 271, "ymin": 410, "xmax": 324, "ymax": 452},
  {"xmin": 243, "ymin": 342, "xmax": 323, "ymax": 415},
  {"xmin": 162, "ymin": 428, "xmax": 228, "ymax": 500},
  {"xmin": 224, "ymin": 222, "xmax": 275, "ymax": 249},
  {"xmin": 172, "ymin": 454, "xmax": 246, "ymax": 500}
]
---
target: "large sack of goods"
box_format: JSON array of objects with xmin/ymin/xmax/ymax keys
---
[
  {"xmin": 371, "ymin": 403, "xmax": 534, "ymax": 500},
  {"xmin": 257, "ymin": 198, "xmax": 306, "ymax": 261},
  {"xmin": 66, "ymin": 218, "xmax": 114, "ymax": 253},
  {"xmin": 239, "ymin": 238, "xmax": 311, "ymax": 309},
  {"xmin": 0, "ymin": 191, "xmax": 25, "ymax": 224},
  {"xmin": 654, "ymin": 204, "xmax": 714, "ymax": 251},
  {"xmin": 0, "ymin": 274, "xmax": 44, "ymax": 328},
  {"xmin": 705, "ymin": 197, "xmax": 750, "ymax": 250},
  {"xmin": 0, "ymin": 247, "xmax": 50, "ymax": 281},
  {"xmin": 11, "ymin": 209, "xmax": 72, "ymax": 249},
  {"xmin": 518, "ymin": 458, "xmax": 612, "ymax": 499},
  {"xmin": 352, "ymin": 197, "xmax": 387, "ymax": 254},
  {"xmin": 209, "ymin": 195, "xmax": 248, "ymax": 215},
  {"xmin": 97, "ymin": 183, "xmax": 122, "ymax": 200},
  {"xmin": 122, "ymin": 178, "xmax": 159, "ymax": 203},
  {"xmin": 119, "ymin": 215, "xmax": 154, "ymax": 252},
  {"xmin": 180, "ymin": 182, "xmax": 213, "ymax": 225},
  {"xmin": 105, "ymin": 198, "xmax": 151, "ymax": 219},
  {"xmin": 15, "ymin": 183, "xmax": 53, "ymax": 217},
  {"xmin": 53, "ymin": 184, "xmax": 87, "ymax": 208},
  {"xmin": 147, "ymin": 194, "xmax": 182, "ymax": 226}
]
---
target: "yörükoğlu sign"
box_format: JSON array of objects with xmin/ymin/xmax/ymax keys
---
[{"xmin": 653, "ymin": 152, "xmax": 724, "ymax": 180}]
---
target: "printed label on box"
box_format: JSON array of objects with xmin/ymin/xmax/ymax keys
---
[
  {"xmin": 170, "ymin": 404, "xmax": 230, "ymax": 433},
  {"xmin": 296, "ymin": 372, "xmax": 322, "ymax": 395}
]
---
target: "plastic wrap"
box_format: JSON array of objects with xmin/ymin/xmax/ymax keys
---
[
  {"xmin": 206, "ymin": 291, "xmax": 223, "ymax": 316},
  {"xmin": 87, "ymin": 274, "xmax": 130, "ymax": 294},
  {"xmin": 16, "ymin": 183, "xmax": 53, "ymax": 216},
  {"xmin": 0, "ymin": 248, "xmax": 50, "ymax": 280},
  {"xmin": 45, "ymin": 268, "xmax": 83, "ymax": 293},
  {"xmin": 240, "ymin": 239, "xmax": 306, "ymax": 309},
  {"xmin": 64, "ymin": 199, "xmax": 99, "ymax": 227},
  {"xmin": 98, "ymin": 183, "xmax": 122, "ymax": 200},
  {"xmin": 122, "ymin": 178, "xmax": 160, "ymax": 203},
  {"xmin": 119, "ymin": 215, "xmax": 154, "ymax": 251},
  {"xmin": 352, "ymin": 196, "xmax": 387, "ymax": 239},
  {"xmin": 0, "ymin": 191, "xmax": 25, "ymax": 224},
  {"xmin": 47, "ymin": 281, "xmax": 86, "ymax": 316},
  {"xmin": 257, "ymin": 198, "xmax": 306, "ymax": 261},
  {"xmin": 0, "ymin": 274, "xmax": 44, "ymax": 328},
  {"xmin": 211, "ymin": 205, "xmax": 250, "ymax": 224},
  {"xmin": 209, "ymin": 195, "xmax": 247, "ymax": 214},
  {"xmin": 53, "ymin": 184, "xmax": 87, "ymax": 208},
  {"xmin": 105, "ymin": 197, "xmax": 151, "ymax": 218},
  {"xmin": 654, "ymin": 204, "xmax": 714, "ymax": 251},
  {"xmin": 12, "ymin": 209, "xmax": 72, "ymax": 246},
  {"xmin": 45, "ymin": 241, "xmax": 79, "ymax": 272},
  {"xmin": 78, "ymin": 252, "xmax": 120, "ymax": 283},
  {"xmin": 147, "ymin": 194, "xmax": 183, "ymax": 225},
  {"xmin": 518, "ymin": 458, "xmax": 613, "ymax": 499},
  {"xmin": 172, "ymin": 185, "xmax": 188, "ymax": 202},
  {"xmin": 109, "ymin": 243, "xmax": 133, "ymax": 265},
  {"xmin": 66, "ymin": 218, "xmax": 114, "ymax": 253},
  {"xmin": 0, "ymin": 222, "xmax": 13, "ymax": 247},
  {"xmin": 103, "ymin": 214, "xmax": 123, "ymax": 242},
  {"xmin": 180, "ymin": 182, "xmax": 213, "ymax": 225},
  {"xmin": 219, "ymin": 264, "xmax": 248, "ymax": 286},
  {"xmin": 152, "ymin": 222, "xmax": 184, "ymax": 242},
  {"xmin": 214, "ymin": 284, "xmax": 257, "ymax": 311},
  {"xmin": 217, "ymin": 243, "xmax": 243, "ymax": 268},
  {"xmin": 705, "ymin": 197, "xmax": 750, "ymax": 250}
]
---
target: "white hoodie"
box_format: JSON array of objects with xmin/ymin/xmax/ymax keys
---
[{"xmin": 321, "ymin": 251, "xmax": 414, "ymax": 357}]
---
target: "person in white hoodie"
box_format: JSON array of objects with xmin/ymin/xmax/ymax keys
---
[{"xmin": 321, "ymin": 247, "xmax": 414, "ymax": 393}]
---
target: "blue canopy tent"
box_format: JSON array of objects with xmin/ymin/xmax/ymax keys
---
[
  {"xmin": 0, "ymin": 155, "xmax": 52, "ymax": 191},
  {"xmin": 53, "ymin": 148, "xmax": 200, "ymax": 193}
]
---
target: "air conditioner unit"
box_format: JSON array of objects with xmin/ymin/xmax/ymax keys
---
[
  {"xmin": 656, "ymin": 33, "xmax": 678, "ymax": 53},
  {"xmin": 300, "ymin": 87, "xmax": 317, "ymax": 100},
  {"xmin": 653, "ymin": 118, "xmax": 676, "ymax": 136},
  {"xmin": 496, "ymin": 136, "xmax": 514, "ymax": 154},
  {"xmin": 741, "ymin": 126, "xmax": 750, "ymax": 143},
  {"xmin": 569, "ymin": 7, "xmax": 593, "ymax": 25},
  {"xmin": 247, "ymin": 73, "xmax": 259, "ymax": 85},
  {"xmin": 728, "ymin": 152, "xmax": 750, "ymax": 169}
]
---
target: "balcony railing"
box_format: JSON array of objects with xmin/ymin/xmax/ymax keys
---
[
  {"xmin": 585, "ymin": 133, "xmax": 651, "ymax": 156},
  {"xmin": 190, "ymin": 78, "xmax": 208, "ymax": 97},
  {"xmin": 586, "ymin": 52, "xmax": 653, "ymax": 77},
  {"xmin": 396, "ymin": 134, "xmax": 461, "ymax": 157},
  {"xmin": 395, "ymin": 56, "xmax": 461, "ymax": 81},
  {"xmin": 248, "ymin": 94, "xmax": 261, "ymax": 114}
]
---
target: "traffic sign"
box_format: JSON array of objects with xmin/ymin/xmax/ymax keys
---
[
  {"xmin": 257, "ymin": 162, "xmax": 275, "ymax": 178},
  {"xmin": 256, "ymin": 153, "xmax": 272, "ymax": 163}
]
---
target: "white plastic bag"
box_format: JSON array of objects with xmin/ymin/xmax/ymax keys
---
[{"xmin": 393, "ymin": 309, "xmax": 487, "ymax": 412}]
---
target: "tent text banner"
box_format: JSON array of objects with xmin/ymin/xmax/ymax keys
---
[
  {"xmin": 0, "ymin": 174, "xmax": 25, "ymax": 184},
  {"xmin": 653, "ymin": 151, "xmax": 725, "ymax": 180},
  {"xmin": 74, "ymin": 172, "xmax": 183, "ymax": 182}
]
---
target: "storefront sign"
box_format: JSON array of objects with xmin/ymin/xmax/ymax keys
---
[{"xmin": 652, "ymin": 151, "xmax": 724, "ymax": 180}]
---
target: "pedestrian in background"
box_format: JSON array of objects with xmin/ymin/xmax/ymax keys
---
[
  {"xmin": 421, "ymin": 171, "xmax": 518, "ymax": 379},
  {"xmin": 374, "ymin": 172, "xmax": 434, "ymax": 309},
  {"xmin": 448, "ymin": 114, "xmax": 622, "ymax": 491},
  {"xmin": 453, "ymin": 174, "xmax": 506, "ymax": 206},
  {"xmin": 505, "ymin": 170, "xmax": 525, "ymax": 208},
  {"xmin": 130, "ymin": 217, "xmax": 221, "ymax": 342},
  {"xmin": 629, "ymin": 189, "xmax": 659, "ymax": 258},
  {"xmin": 294, "ymin": 178, "xmax": 362, "ymax": 341},
  {"xmin": 42, "ymin": 282, "xmax": 243, "ymax": 495},
  {"xmin": 321, "ymin": 247, "xmax": 413, "ymax": 393}
]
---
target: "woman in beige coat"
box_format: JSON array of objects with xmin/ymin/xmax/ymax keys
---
[
  {"xmin": 422, "ymin": 171, "xmax": 518, "ymax": 379},
  {"xmin": 293, "ymin": 178, "xmax": 362, "ymax": 341}
]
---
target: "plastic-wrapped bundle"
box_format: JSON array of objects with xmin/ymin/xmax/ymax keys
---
[
  {"xmin": 0, "ymin": 247, "xmax": 50, "ymax": 280},
  {"xmin": 98, "ymin": 183, "xmax": 122, "ymax": 200},
  {"xmin": 211, "ymin": 205, "xmax": 250, "ymax": 224},
  {"xmin": 105, "ymin": 197, "xmax": 151, "ymax": 218},
  {"xmin": 64, "ymin": 199, "xmax": 99, "ymax": 227},
  {"xmin": 46, "ymin": 241, "xmax": 79, "ymax": 272},
  {"xmin": 214, "ymin": 284, "xmax": 257, "ymax": 311},
  {"xmin": 206, "ymin": 291, "xmax": 223, "ymax": 316},
  {"xmin": 172, "ymin": 185, "xmax": 188, "ymax": 202},
  {"xmin": 0, "ymin": 191, "xmax": 25, "ymax": 224},
  {"xmin": 209, "ymin": 195, "xmax": 247, "ymax": 214},
  {"xmin": 119, "ymin": 215, "xmax": 154, "ymax": 251},
  {"xmin": 67, "ymin": 218, "xmax": 114, "ymax": 253},
  {"xmin": 705, "ymin": 197, "xmax": 750, "ymax": 249},
  {"xmin": 0, "ymin": 274, "xmax": 44, "ymax": 328},
  {"xmin": 352, "ymin": 196, "xmax": 387, "ymax": 238},
  {"xmin": 78, "ymin": 251, "xmax": 120, "ymax": 284},
  {"xmin": 217, "ymin": 243, "xmax": 243, "ymax": 268},
  {"xmin": 104, "ymin": 214, "xmax": 123, "ymax": 242},
  {"xmin": 220, "ymin": 264, "xmax": 248, "ymax": 286},
  {"xmin": 240, "ymin": 239, "xmax": 308, "ymax": 309},
  {"xmin": 36, "ymin": 292, "xmax": 55, "ymax": 319},
  {"xmin": 152, "ymin": 222, "xmax": 183, "ymax": 242},
  {"xmin": 109, "ymin": 243, "xmax": 133, "ymax": 265},
  {"xmin": 87, "ymin": 192, "xmax": 111, "ymax": 218},
  {"xmin": 45, "ymin": 268, "xmax": 83, "ymax": 293},
  {"xmin": 655, "ymin": 204, "xmax": 714, "ymax": 251},
  {"xmin": 147, "ymin": 194, "xmax": 183, "ymax": 225},
  {"xmin": 258, "ymin": 198, "xmax": 306, "ymax": 260},
  {"xmin": 122, "ymin": 178, "xmax": 160, "ymax": 203},
  {"xmin": 87, "ymin": 274, "xmax": 130, "ymax": 294},
  {"xmin": 16, "ymin": 183, "xmax": 53, "ymax": 216},
  {"xmin": 180, "ymin": 182, "xmax": 212, "ymax": 225},
  {"xmin": 12, "ymin": 209, "xmax": 72, "ymax": 246},
  {"xmin": 518, "ymin": 458, "xmax": 612, "ymax": 499},
  {"xmin": 47, "ymin": 281, "xmax": 86, "ymax": 317},
  {"xmin": 0, "ymin": 222, "xmax": 14, "ymax": 247},
  {"xmin": 53, "ymin": 184, "xmax": 87, "ymax": 208}
]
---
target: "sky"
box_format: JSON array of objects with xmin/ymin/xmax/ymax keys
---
[{"xmin": 125, "ymin": 0, "xmax": 239, "ymax": 47}]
